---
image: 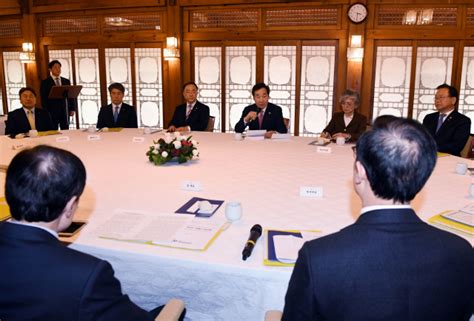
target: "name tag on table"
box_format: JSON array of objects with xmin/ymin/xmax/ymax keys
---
[
  {"xmin": 300, "ymin": 186, "xmax": 323, "ymax": 198},
  {"xmin": 87, "ymin": 134, "xmax": 101, "ymax": 141},
  {"xmin": 12, "ymin": 142, "xmax": 26, "ymax": 150},
  {"xmin": 316, "ymin": 146, "xmax": 332, "ymax": 154},
  {"xmin": 56, "ymin": 136, "xmax": 70, "ymax": 143},
  {"xmin": 180, "ymin": 180, "xmax": 203, "ymax": 192},
  {"xmin": 132, "ymin": 137, "xmax": 145, "ymax": 143}
]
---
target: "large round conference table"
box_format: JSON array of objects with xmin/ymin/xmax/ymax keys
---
[{"xmin": 0, "ymin": 129, "xmax": 472, "ymax": 321}]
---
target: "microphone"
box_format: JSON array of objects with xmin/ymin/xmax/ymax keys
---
[{"xmin": 242, "ymin": 224, "xmax": 262, "ymax": 261}]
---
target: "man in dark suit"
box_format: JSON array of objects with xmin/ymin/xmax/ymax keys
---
[
  {"xmin": 234, "ymin": 83, "xmax": 287, "ymax": 138},
  {"xmin": 422, "ymin": 83, "xmax": 470, "ymax": 156},
  {"xmin": 321, "ymin": 89, "xmax": 367, "ymax": 142},
  {"xmin": 0, "ymin": 145, "xmax": 169, "ymax": 321},
  {"xmin": 97, "ymin": 83, "xmax": 138, "ymax": 129},
  {"xmin": 5, "ymin": 87, "xmax": 54, "ymax": 137},
  {"xmin": 40, "ymin": 60, "xmax": 76, "ymax": 130},
  {"xmin": 282, "ymin": 117, "xmax": 473, "ymax": 321},
  {"xmin": 168, "ymin": 81, "xmax": 210, "ymax": 132}
]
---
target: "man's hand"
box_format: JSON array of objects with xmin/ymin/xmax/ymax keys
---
[{"xmin": 244, "ymin": 111, "xmax": 258, "ymax": 123}]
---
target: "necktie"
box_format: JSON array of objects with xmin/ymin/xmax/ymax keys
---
[
  {"xmin": 186, "ymin": 104, "xmax": 193, "ymax": 120},
  {"xmin": 113, "ymin": 106, "xmax": 119, "ymax": 124},
  {"xmin": 54, "ymin": 77, "xmax": 61, "ymax": 86},
  {"xmin": 436, "ymin": 113, "xmax": 446, "ymax": 133},
  {"xmin": 27, "ymin": 110, "xmax": 36, "ymax": 130},
  {"xmin": 258, "ymin": 111, "xmax": 264, "ymax": 129}
]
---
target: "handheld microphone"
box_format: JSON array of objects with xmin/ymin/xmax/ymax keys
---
[{"xmin": 242, "ymin": 224, "xmax": 262, "ymax": 261}]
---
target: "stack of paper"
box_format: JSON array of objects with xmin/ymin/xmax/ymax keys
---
[
  {"xmin": 264, "ymin": 229, "xmax": 322, "ymax": 267},
  {"xmin": 0, "ymin": 197, "xmax": 10, "ymax": 221},
  {"xmin": 428, "ymin": 204, "xmax": 474, "ymax": 237},
  {"xmin": 93, "ymin": 210, "xmax": 225, "ymax": 251}
]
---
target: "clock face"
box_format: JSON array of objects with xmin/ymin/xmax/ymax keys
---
[{"xmin": 348, "ymin": 3, "xmax": 368, "ymax": 24}]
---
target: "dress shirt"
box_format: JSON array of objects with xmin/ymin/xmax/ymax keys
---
[{"xmin": 343, "ymin": 114, "xmax": 353, "ymax": 127}]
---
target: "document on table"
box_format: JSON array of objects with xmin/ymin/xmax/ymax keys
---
[{"xmin": 93, "ymin": 210, "xmax": 225, "ymax": 250}]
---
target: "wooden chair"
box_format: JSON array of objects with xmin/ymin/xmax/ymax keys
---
[
  {"xmin": 460, "ymin": 135, "xmax": 473, "ymax": 158},
  {"xmin": 155, "ymin": 298, "xmax": 185, "ymax": 321},
  {"xmin": 264, "ymin": 310, "xmax": 282, "ymax": 321},
  {"xmin": 205, "ymin": 116, "xmax": 215, "ymax": 132}
]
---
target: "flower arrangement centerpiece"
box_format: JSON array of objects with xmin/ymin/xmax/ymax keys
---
[{"xmin": 146, "ymin": 132, "xmax": 199, "ymax": 165}]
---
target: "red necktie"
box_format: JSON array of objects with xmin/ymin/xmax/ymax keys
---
[{"xmin": 258, "ymin": 111, "xmax": 264, "ymax": 129}]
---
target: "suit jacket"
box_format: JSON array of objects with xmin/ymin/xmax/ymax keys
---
[
  {"xmin": 234, "ymin": 103, "xmax": 287, "ymax": 133},
  {"xmin": 40, "ymin": 76, "xmax": 76, "ymax": 112},
  {"xmin": 282, "ymin": 209, "xmax": 473, "ymax": 321},
  {"xmin": 323, "ymin": 111, "xmax": 367, "ymax": 141},
  {"xmin": 168, "ymin": 101, "xmax": 210, "ymax": 131},
  {"xmin": 97, "ymin": 103, "xmax": 138, "ymax": 129},
  {"xmin": 5, "ymin": 107, "xmax": 54, "ymax": 137},
  {"xmin": 0, "ymin": 222, "xmax": 154, "ymax": 321},
  {"xmin": 422, "ymin": 110, "xmax": 471, "ymax": 156}
]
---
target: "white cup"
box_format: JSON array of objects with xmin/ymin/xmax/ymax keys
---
[
  {"xmin": 143, "ymin": 127, "xmax": 151, "ymax": 135},
  {"xmin": 336, "ymin": 136, "xmax": 345, "ymax": 145},
  {"xmin": 456, "ymin": 162, "xmax": 468, "ymax": 175},
  {"xmin": 234, "ymin": 133, "xmax": 243, "ymax": 141},
  {"xmin": 225, "ymin": 202, "xmax": 242, "ymax": 222},
  {"xmin": 28, "ymin": 129, "xmax": 38, "ymax": 137},
  {"xmin": 87, "ymin": 125, "xmax": 96, "ymax": 133}
]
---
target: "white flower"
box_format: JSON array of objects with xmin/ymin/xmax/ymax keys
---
[
  {"xmin": 153, "ymin": 149, "xmax": 159, "ymax": 154},
  {"xmin": 173, "ymin": 141, "xmax": 182, "ymax": 149},
  {"xmin": 161, "ymin": 151, "xmax": 168, "ymax": 158},
  {"xmin": 191, "ymin": 140, "xmax": 197, "ymax": 146},
  {"xmin": 181, "ymin": 135, "xmax": 188, "ymax": 141},
  {"xmin": 164, "ymin": 136, "xmax": 173, "ymax": 144},
  {"xmin": 173, "ymin": 132, "xmax": 181, "ymax": 138},
  {"xmin": 192, "ymin": 149, "xmax": 199, "ymax": 156}
]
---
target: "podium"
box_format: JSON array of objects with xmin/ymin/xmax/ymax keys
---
[{"xmin": 48, "ymin": 85, "xmax": 82, "ymax": 127}]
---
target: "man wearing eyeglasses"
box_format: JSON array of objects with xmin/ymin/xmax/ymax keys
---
[{"xmin": 422, "ymin": 83, "xmax": 470, "ymax": 156}]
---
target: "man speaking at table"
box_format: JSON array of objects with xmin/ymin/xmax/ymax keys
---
[
  {"xmin": 234, "ymin": 83, "xmax": 287, "ymax": 138},
  {"xmin": 282, "ymin": 117, "xmax": 473, "ymax": 321},
  {"xmin": 0, "ymin": 146, "xmax": 163, "ymax": 320}
]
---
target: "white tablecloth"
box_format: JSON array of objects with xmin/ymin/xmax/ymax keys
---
[{"xmin": 0, "ymin": 129, "xmax": 472, "ymax": 321}]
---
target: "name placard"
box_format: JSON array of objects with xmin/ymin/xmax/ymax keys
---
[
  {"xmin": 316, "ymin": 146, "xmax": 332, "ymax": 154},
  {"xmin": 132, "ymin": 137, "xmax": 145, "ymax": 143},
  {"xmin": 56, "ymin": 136, "xmax": 70, "ymax": 143},
  {"xmin": 300, "ymin": 186, "xmax": 323, "ymax": 198},
  {"xmin": 180, "ymin": 180, "xmax": 203, "ymax": 192},
  {"xmin": 12, "ymin": 142, "xmax": 26, "ymax": 150},
  {"xmin": 87, "ymin": 134, "xmax": 101, "ymax": 141}
]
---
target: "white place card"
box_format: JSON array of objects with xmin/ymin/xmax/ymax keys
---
[
  {"xmin": 87, "ymin": 134, "xmax": 101, "ymax": 141},
  {"xmin": 180, "ymin": 180, "xmax": 203, "ymax": 192},
  {"xmin": 316, "ymin": 146, "xmax": 332, "ymax": 154},
  {"xmin": 56, "ymin": 136, "xmax": 70, "ymax": 143},
  {"xmin": 300, "ymin": 186, "xmax": 323, "ymax": 198},
  {"xmin": 132, "ymin": 137, "xmax": 145, "ymax": 143},
  {"xmin": 12, "ymin": 142, "xmax": 26, "ymax": 150}
]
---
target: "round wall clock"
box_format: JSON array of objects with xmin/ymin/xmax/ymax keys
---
[{"xmin": 348, "ymin": 3, "xmax": 368, "ymax": 24}]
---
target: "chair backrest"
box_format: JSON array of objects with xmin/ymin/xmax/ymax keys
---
[
  {"xmin": 155, "ymin": 298, "xmax": 185, "ymax": 321},
  {"xmin": 460, "ymin": 135, "xmax": 473, "ymax": 158},
  {"xmin": 264, "ymin": 310, "xmax": 282, "ymax": 321},
  {"xmin": 205, "ymin": 116, "xmax": 215, "ymax": 132}
]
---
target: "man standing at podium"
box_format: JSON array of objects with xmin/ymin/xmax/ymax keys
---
[{"xmin": 40, "ymin": 60, "xmax": 76, "ymax": 130}]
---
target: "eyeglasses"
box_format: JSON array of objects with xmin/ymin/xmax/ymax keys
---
[{"xmin": 434, "ymin": 95, "xmax": 450, "ymax": 100}]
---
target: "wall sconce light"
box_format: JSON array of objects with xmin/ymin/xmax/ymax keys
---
[
  {"xmin": 19, "ymin": 42, "xmax": 35, "ymax": 64},
  {"xmin": 164, "ymin": 36, "xmax": 180, "ymax": 60},
  {"xmin": 347, "ymin": 35, "xmax": 364, "ymax": 62}
]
